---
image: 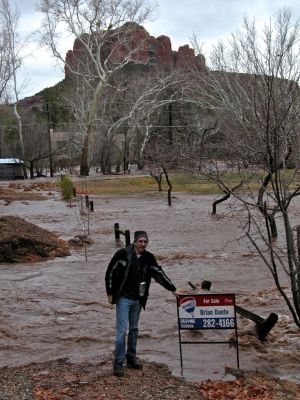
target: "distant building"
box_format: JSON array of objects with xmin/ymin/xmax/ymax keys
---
[{"xmin": 0, "ymin": 158, "xmax": 25, "ymax": 180}]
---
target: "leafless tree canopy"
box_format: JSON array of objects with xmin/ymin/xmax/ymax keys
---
[
  {"xmin": 38, "ymin": 0, "xmax": 156, "ymax": 176},
  {"xmin": 186, "ymin": 9, "xmax": 300, "ymax": 326},
  {"xmin": 0, "ymin": 0, "xmax": 21, "ymax": 100}
]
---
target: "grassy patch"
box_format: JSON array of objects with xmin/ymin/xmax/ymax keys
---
[
  {"xmin": 3, "ymin": 169, "xmax": 297, "ymax": 199},
  {"xmin": 73, "ymin": 175, "xmax": 222, "ymax": 195},
  {"xmin": 0, "ymin": 187, "xmax": 47, "ymax": 203},
  {"xmin": 74, "ymin": 176, "xmax": 160, "ymax": 195},
  {"xmin": 74, "ymin": 170, "xmax": 300, "ymax": 195}
]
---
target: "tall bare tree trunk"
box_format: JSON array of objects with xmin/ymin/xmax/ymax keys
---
[
  {"xmin": 162, "ymin": 165, "xmax": 172, "ymax": 206},
  {"xmin": 79, "ymin": 81, "xmax": 105, "ymax": 176},
  {"xmin": 13, "ymin": 103, "xmax": 27, "ymax": 178}
]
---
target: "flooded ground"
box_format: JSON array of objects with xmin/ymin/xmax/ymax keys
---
[{"xmin": 0, "ymin": 186, "xmax": 299, "ymax": 383}]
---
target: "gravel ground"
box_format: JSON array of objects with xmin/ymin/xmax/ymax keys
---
[
  {"xmin": 0, "ymin": 358, "xmax": 203, "ymax": 400},
  {"xmin": 0, "ymin": 358, "xmax": 299, "ymax": 399}
]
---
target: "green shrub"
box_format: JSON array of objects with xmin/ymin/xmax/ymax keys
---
[{"xmin": 58, "ymin": 175, "xmax": 74, "ymax": 200}]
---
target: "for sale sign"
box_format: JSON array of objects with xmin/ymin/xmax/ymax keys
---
[{"xmin": 177, "ymin": 294, "xmax": 236, "ymax": 330}]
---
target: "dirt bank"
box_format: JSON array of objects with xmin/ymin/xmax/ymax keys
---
[{"xmin": 0, "ymin": 215, "xmax": 70, "ymax": 262}]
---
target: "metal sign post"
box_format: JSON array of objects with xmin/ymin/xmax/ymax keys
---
[{"xmin": 176, "ymin": 293, "xmax": 239, "ymax": 374}]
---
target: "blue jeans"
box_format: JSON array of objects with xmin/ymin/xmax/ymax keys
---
[{"xmin": 114, "ymin": 296, "xmax": 142, "ymax": 366}]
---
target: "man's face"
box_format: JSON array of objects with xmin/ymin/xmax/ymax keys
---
[{"xmin": 134, "ymin": 237, "xmax": 148, "ymax": 254}]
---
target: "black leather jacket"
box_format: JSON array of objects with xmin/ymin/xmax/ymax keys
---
[{"xmin": 105, "ymin": 244, "xmax": 176, "ymax": 308}]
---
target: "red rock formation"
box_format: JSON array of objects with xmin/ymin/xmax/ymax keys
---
[
  {"xmin": 153, "ymin": 35, "xmax": 173, "ymax": 65},
  {"xmin": 65, "ymin": 23, "xmax": 206, "ymax": 78},
  {"xmin": 176, "ymin": 44, "xmax": 201, "ymax": 68}
]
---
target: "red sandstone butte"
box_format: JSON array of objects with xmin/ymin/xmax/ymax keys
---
[{"xmin": 65, "ymin": 23, "xmax": 207, "ymax": 77}]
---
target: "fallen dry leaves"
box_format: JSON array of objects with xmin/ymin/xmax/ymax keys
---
[
  {"xmin": 198, "ymin": 368, "xmax": 300, "ymax": 400},
  {"xmin": 34, "ymin": 386, "xmax": 60, "ymax": 400},
  {"xmin": 0, "ymin": 359, "xmax": 299, "ymax": 400},
  {"xmin": 0, "ymin": 215, "xmax": 70, "ymax": 262},
  {"xmin": 199, "ymin": 380, "xmax": 273, "ymax": 399}
]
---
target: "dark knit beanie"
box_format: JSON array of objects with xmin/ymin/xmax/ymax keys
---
[{"xmin": 134, "ymin": 230, "xmax": 148, "ymax": 242}]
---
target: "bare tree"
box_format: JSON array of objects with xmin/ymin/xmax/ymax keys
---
[
  {"xmin": 0, "ymin": 4, "xmax": 12, "ymax": 100},
  {"xmin": 0, "ymin": 0, "xmax": 30, "ymax": 177},
  {"xmin": 103, "ymin": 69, "xmax": 183, "ymax": 169},
  {"xmin": 143, "ymin": 127, "xmax": 184, "ymax": 206},
  {"xmin": 191, "ymin": 9, "xmax": 300, "ymax": 326},
  {"xmin": 38, "ymin": 0, "xmax": 155, "ymax": 176},
  {"xmin": 62, "ymin": 65, "xmax": 183, "ymax": 175}
]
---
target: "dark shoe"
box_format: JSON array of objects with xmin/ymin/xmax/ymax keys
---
[
  {"xmin": 113, "ymin": 364, "xmax": 124, "ymax": 377},
  {"xmin": 127, "ymin": 358, "xmax": 143, "ymax": 369}
]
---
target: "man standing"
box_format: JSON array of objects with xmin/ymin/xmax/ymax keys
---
[{"xmin": 105, "ymin": 230, "xmax": 177, "ymax": 377}]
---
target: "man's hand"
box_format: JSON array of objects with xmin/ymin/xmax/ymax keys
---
[
  {"xmin": 172, "ymin": 289, "xmax": 186, "ymax": 296},
  {"xmin": 108, "ymin": 295, "xmax": 113, "ymax": 304}
]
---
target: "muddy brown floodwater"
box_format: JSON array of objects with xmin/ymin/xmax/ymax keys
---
[{"xmin": 0, "ymin": 187, "xmax": 299, "ymax": 384}]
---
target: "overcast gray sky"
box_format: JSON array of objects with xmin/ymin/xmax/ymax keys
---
[{"xmin": 15, "ymin": 0, "xmax": 300, "ymax": 98}]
